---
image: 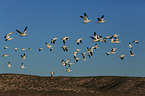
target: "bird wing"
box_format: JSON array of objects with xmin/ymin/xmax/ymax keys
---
[
  {"xmin": 16, "ymin": 29, "xmax": 22, "ymax": 34},
  {"xmin": 101, "ymin": 15, "xmax": 104, "ymax": 21},
  {"xmin": 23, "ymin": 26, "xmax": 27, "ymax": 33}
]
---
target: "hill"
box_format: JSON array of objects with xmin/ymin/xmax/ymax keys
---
[{"xmin": 0, "ymin": 73, "xmax": 145, "ymax": 96}]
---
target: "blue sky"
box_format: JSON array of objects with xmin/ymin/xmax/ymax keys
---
[{"xmin": 0, "ymin": 0, "xmax": 145, "ymax": 77}]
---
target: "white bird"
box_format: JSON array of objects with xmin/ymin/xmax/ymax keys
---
[
  {"xmin": 112, "ymin": 33, "xmax": 120, "ymax": 38},
  {"xmin": 75, "ymin": 58, "xmax": 80, "ymax": 62},
  {"xmin": 8, "ymin": 62, "xmax": 12, "ymax": 67},
  {"xmin": 76, "ymin": 49, "xmax": 81, "ymax": 53},
  {"xmin": 94, "ymin": 44, "xmax": 99, "ymax": 49},
  {"xmin": 66, "ymin": 68, "xmax": 72, "ymax": 72},
  {"xmin": 14, "ymin": 48, "xmax": 18, "ymax": 51},
  {"xmin": 132, "ymin": 40, "xmax": 139, "ymax": 44},
  {"xmin": 80, "ymin": 13, "xmax": 92, "ymax": 23},
  {"xmin": 75, "ymin": 38, "xmax": 83, "ymax": 45},
  {"xmin": 97, "ymin": 15, "xmax": 107, "ymax": 23},
  {"xmin": 73, "ymin": 52, "xmax": 78, "ymax": 59},
  {"xmin": 28, "ymin": 48, "xmax": 32, "ymax": 50},
  {"xmin": 61, "ymin": 46, "xmax": 69, "ymax": 52},
  {"xmin": 2, "ymin": 54, "xmax": 9, "ymax": 57},
  {"xmin": 111, "ymin": 37, "xmax": 121, "ymax": 43},
  {"xmin": 39, "ymin": 48, "xmax": 43, "ymax": 52},
  {"xmin": 4, "ymin": 46, "xmax": 9, "ymax": 49},
  {"xmin": 120, "ymin": 55, "xmax": 125, "ymax": 60},
  {"xmin": 61, "ymin": 36, "xmax": 69, "ymax": 44},
  {"xmin": 50, "ymin": 71, "xmax": 56, "ymax": 77},
  {"xmin": 130, "ymin": 50, "xmax": 135, "ymax": 56},
  {"xmin": 111, "ymin": 48, "xmax": 117, "ymax": 54},
  {"xmin": 21, "ymin": 54, "xmax": 26, "ymax": 60},
  {"xmin": 88, "ymin": 54, "xmax": 91, "ymax": 58},
  {"xmin": 90, "ymin": 47, "xmax": 95, "ymax": 56},
  {"xmin": 60, "ymin": 59, "xmax": 65, "ymax": 64},
  {"xmin": 129, "ymin": 43, "xmax": 132, "ymax": 49},
  {"xmin": 51, "ymin": 38, "xmax": 59, "ymax": 44},
  {"xmin": 4, "ymin": 32, "xmax": 14, "ymax": 41},
  {"xmin": 106, "ymin": 52, "xmax": 111, "ymax": 56},
  {"xmin": 81, "ymin": 53, "xmax": 86, "ymax": 61},
  {"xmin": 21, "ymin": 48, "xmax": 26, "ymax": 51},
  {"xmin": 16, "ymin": 26, "xmax": 28, "ymax": 37},
  {"xmin": 21, "ymin": 63, "xmax": 26, "ymax": 68},
  {"xmin": 68, "ymin": 63, "xmax": 74, "ymax": 67},
  {"xmin": 45, "ymin": 43, "xmax": 54, "ymax": 48},
  {"xmin": 87, "ymin": 47, "xmax": 90, "ymax": 53}
]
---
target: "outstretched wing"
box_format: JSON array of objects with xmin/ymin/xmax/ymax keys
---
[
  {"xmin": 23, "ymin": 26, "xmax": 27, "ymax": 33},
  {"xmin": 16, "ymin": 29, "xmax": 22, "ymax": 34}
]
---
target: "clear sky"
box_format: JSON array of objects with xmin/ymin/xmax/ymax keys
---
[{"xmin": 0, "ymin": 0, "xmax": 145, "ymax": 77}]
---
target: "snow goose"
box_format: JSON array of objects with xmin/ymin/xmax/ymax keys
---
[
  {"xmin": 130, "ymin": 50, "xmax": 135, "ymax": 56},
  {"xmin": 80, "ymin": 13, "xmax": 92, "ymax": 23},
  {"xmin": 76, "ymin": 49, "xmax": 81, "ymax": 53},
  {"xmin": 45, "ymin": 43, "xmax": 54, "ymax": 48},
  {"xmin": 28, "ymin": 48, "xmax": 32, "ymax": 50},
  {"xmin": 73, "ymin": 51, "xmax": 78, "ymax": 59},
  {"xmin": 97, "ymin": 15, "xmax": 106, "ymax": 23},
  {"xmin": 112, "ymin": 33, "xmax": 120, "ymax": 38},
  {"xmin": 4, "ymin": 46, "xmax": 9, "ymax": 49},
  {"xmin": 8, "ymin": 62, "xmax": 12, "ymax": 67},
  {"xmin": 14, "ymin": 48, "xmax": 18, "ymax": 51},
  {"xmin": 39, "ymin": 48, "xmax": 43, "ymax": 52},
  {"xmin": 106, "ymin": 52, "xmax": 111, "ymax": 56},
  {"xmin": 129, "ymin": 43, "xmax": 132, "ymax": 49},
  {"xmin": 21, "ymin": 48, "xmax": 26, "ymax": 50},
  {"xmin": 4, "ymin": 32, "xmax": 14, "ymax": 41},
  {"xmin": 66, "ymin": 68, "xmax": 72, "ymax": 72},
  {"xmin": 61, "ymin": 36, "xmax": 69, "ymax": 44},
  {"xmin": 2, "ymin": 54, "xmax": 9, "ymax": 57},
  {"xmin": 81, "ymin": 53, "xmax": 86, "ymax": 61},
  {"xmin": 21, "ymin": 63, "xmax": 26, "ymax": 68},
  {"xmin": 68, "ymin": 63, "xmax": 74, "ymax": 67},
  {"xmin": 94, "ymin": 44, "xmax": 99, "ymax": 49},
  {"xmin": 111, "ymin": 48, "xmax": 117, "ymax": 54},
  {"xmin": 61, "ymin": 46, "xmax": 69, "ymax": 52},
  {"xmin": 75, "ymin": 58, "xmax": 80, "ymax": 62},
  {"xmin": 88, "ymin": 54, "xmax": 91, "ymax": 58},
  {"xmin": 111, "ymin": 37, "xmax": 121, "ymax": 43},
  {"xmin": 21, "ymin": 54, "xmax": 26, "ymax": 60},
  {"xmin": 16, "ymin": 26, "xmax": 28, "ymax": 37},
  {"xmin": 119, "ymin": 55, "xmax": 125, "ymax": 60},
  {"xmin": 90, "ymin": 47, "xmax": 95, "ymax": 56},
  {"xmin": 51, "ymin": 38, "xmax": 59, "ymax": 44},
  {"xmin": 87, "ymin": 47, "xmax": 90, "ymax": 53},
  {"xmin": 50, "ymin": 71, "xmax": 56, "ymax": 77},
  {"xmin": 75, "ymin": 38, "xmax": 83, "ymax": 45},
  {"xmin": 132, "ymin": 40, "xmax": 139, "ymax": 44}
]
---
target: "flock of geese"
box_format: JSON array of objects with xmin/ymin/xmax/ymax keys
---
[{"xmin": 3, "ymin": 13, "xmax": 139, "ymax": 77}]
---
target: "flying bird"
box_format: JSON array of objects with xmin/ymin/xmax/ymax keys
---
[
  {"xmin": 21, "ymin": 54, "xmax": 26, "ymax": 60},
  {"xmin": 16, "ymin": 26, "xmax": 28, "ymax": 37},
  {"xmin": 39, "ymin": 48, "xmax": 43, "ymax": 52},
  {"xmin": 81, "ymin": 53, "xmax": 86, "ymax": 61},
  {"xmin": 68, "ymin": 63, "xmax": 74, "ymax": 67},
  {"xmin": 14, "ymin": 48, "xmax": 18, "ymax": 51},
  {"xmin": 97, "ymin": 15, "xmax": 106, "ymax": 23},
  {"xmin": 8, "ymin": 62, "xmax": 12, "ymax": 67},
  {"xmin": 45, "ymin": 43, "xmax": 54, "ymax": 48},
  {"xmin": 2, "ymin": 54, "xmax": 9, "ymax": 57},
  {"xmin": 50, "ymin": 71, "xmax": 56, "ymax": 77},
  {"xmin": 75, "ymin": 38, "xmax": 83, "ymax": 45},
  {"xmin": 4, "ymin": 46, "xmax": 9, "ymax": 49},
  {"xmin": 61, "ymin": 46, "xmax": 69, "ymax": 52},
  {"xmin": 129, "ymin": 43, "xmax": 132, "ymax": 49},
  {"xmin": 130, "ymin": 50, "xmax": 135, "ymax": 56},
  {"xmin": 119, "ymin": 55, "xmax": 125, "ymax": 60},
  {"xmin": 66, "ymin": 68, "xmax": 72, "ymax": 72},
  {"xmin": 51, "ymin": 38, "xmax": 59, "ymax": 44},
  {"xmin": 61, "ymin": 36, "xmax": 69, "ymax": 44},
  {"xmin": 21, "ymin": 63, "xmax": 26, "ymax": 68},
  {"xmin": 21, "ymin": 48, "xmax": 26, "ymax": 50},
  {"xmin": 80, "ymin": 13, "xmax": 92, "ymax": 23},
  {"xmin": 132, "ymin": 40, "xmax": 139, "ymax": 44},
  {"xmin": 4, "ymin": 32, "xmax": 14, "ymax": 41}
]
